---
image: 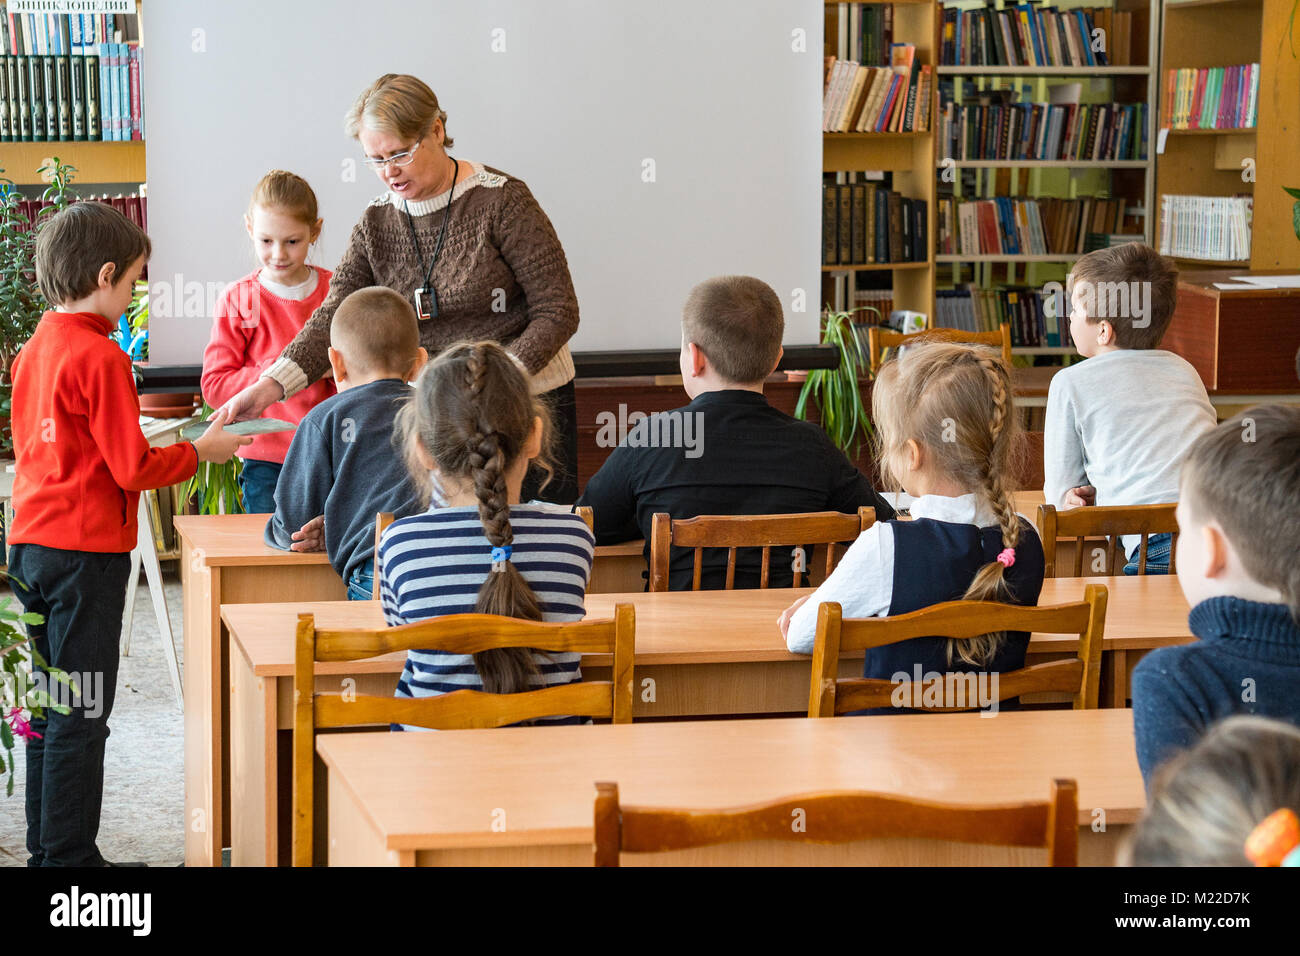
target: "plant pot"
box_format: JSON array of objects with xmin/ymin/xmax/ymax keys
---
[{"xmin": 139, "ymin": 392, "xmax": 199, "ymax": 419}]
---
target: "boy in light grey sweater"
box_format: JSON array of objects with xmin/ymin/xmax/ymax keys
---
[{"xmin": 1043, "ymin": 243, "xmax": 1215, "ymax": 573}]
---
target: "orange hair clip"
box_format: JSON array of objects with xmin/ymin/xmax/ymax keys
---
[{"xmin": 1245, "ymin": 808, "xmax": 1300, "ymax": 867}]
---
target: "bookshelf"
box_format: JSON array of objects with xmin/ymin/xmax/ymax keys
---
[{"xmin": 1156, "ymin": 0, "xmax": 1300, "ymax": 270}]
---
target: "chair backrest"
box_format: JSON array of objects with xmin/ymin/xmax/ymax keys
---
[
  {"xmin": 575, "ymin": 505, "xmax": 594, "ymax": 532},
  {"xmin": 1037, "ymin": 503, "xmax": 1179, "ymax": 577},
  {"xmin": 648, "ymin": 508, "xmax": 876, "ymax": 592},
  {"xmin": 593, "ymin": 778, "xmax": 1078, "ymax": 866},
  {"xmin": 807, "ymin": 584, "xmax": 1108, "ymax": 716},
  {"xmin": 292, "ymin": 604, "xmax": 636, "ymax": 866},
  {"xmin": 372, "ymin": 512, "xmax": 396, "ymax": 599},
  {"xmin": 867, "ymin": 323, "xmax": 1013, "ymax": 376}
]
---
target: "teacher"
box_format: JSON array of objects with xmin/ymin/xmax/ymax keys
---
[{"xmin": 226, "ymin": 73, "xmax": 580, "ymax": 503}]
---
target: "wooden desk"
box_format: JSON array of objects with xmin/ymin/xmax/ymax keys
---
[
  {"xmin": 318, "ymin": 709, "xmax": 1143, "ymax": 866},
  {"xmin": 223, "ymin": 574, "xmax": 1188, "ymax": 865}
]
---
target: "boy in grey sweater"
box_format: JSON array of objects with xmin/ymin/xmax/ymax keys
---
[
  {"xmin": 1043, "ymin": 243, "xmax": 1215, "ymax": 573},
  {"xmin": 265, "ymin": 287, "xmax": 427, "ymax": 599}
]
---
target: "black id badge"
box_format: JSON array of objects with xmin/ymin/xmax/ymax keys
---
[{"xmin": 414, "ymin": 287, "xmax": 437, "ymax": 320}]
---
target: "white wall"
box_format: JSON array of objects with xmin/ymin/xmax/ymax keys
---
[{"xmin": 144, "ymin": 0, "xmax": 823, "ymax": 365}]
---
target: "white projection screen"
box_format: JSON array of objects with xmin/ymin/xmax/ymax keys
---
[{"xmin": 144, "ymin": 0, "xmax": 823, "ymax": 365}]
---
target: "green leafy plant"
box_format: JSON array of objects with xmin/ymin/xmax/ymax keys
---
[
  {"xmin": 0, "ymin": 159, "xmax": 79, "ymax": 456},
  {"xmin": 795, "ymin": 308, "xmax": 877, "ymax": 458},
  {"xmin": 1286, "ymin": 186, "xmax": 1300, "ymax": 242},
  {"xmin": 185, "ymin": 402, "xmax": 244, "ymax": 514},
  {"xmin": 0, "ymin": 586, "xmax": 54, "ymax": 799}
]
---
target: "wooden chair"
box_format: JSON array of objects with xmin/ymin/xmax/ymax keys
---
[
  {"xmin": 593, "ymin": 778, "xmax": 1078, "ymax": 866},
  {"xmin": 292, "ymin": 604, "xmax": 636, "ymax": 866},
  {"xmin": 1037, "ymin": 503, "xmax": 1179, "ymax": 577},
  {"xmin": 867, "ymin": 322, "xmax": 1013, "ymax": 376},
  {"xmin": 648, "ymin": 508, "xmax": 876, "ymax": 592},
  {"xmin": 807, "ymin": 584, "xmax": 1108, "ymax": 716},
  {"xmin": 371, "ymin": 512, "xmax": 396, "ymax": 599},
  {"xmin": 576, "ymin": 505, "xmax": 594, "ymax": 532}
]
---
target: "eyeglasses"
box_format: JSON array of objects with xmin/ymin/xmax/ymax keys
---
[{"xmin": 363, "ymin": 141, "xmax": 421, "ymax": 170}]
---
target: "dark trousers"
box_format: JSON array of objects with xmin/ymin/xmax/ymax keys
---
[
  {"xmin": 8, "ymin": 543, "xmax": 131, "ymax": 867},
  {"xmin": 522, "ymin": 380, "xmax": 579, "ymax": 505}
]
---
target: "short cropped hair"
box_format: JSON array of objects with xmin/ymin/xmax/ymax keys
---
[
  {"xmin": 34, "ymin": 201, "xmax": 151, "ymax": 306},
  {"xmin": 1068, "ymin": 243, "xmax": 1178, "ymax": 349},
  {"xmin": 1181, "ymin": 404, "xmax": 1300, "ymax": 624},
  {"xmin": 681, "ymin": 276, "xmax": 784, "ymax": 385},
  {"xmin": 330, "ymin": 287, "xmax": 421, "ymax": 377}
]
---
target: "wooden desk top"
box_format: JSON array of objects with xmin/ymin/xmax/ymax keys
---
[
  {"xmin": 174, "ymin": 513, "xmax": 331, "ymax": 567},
  {"xmin": 223, "ymin": 574, "xmax": 1191, "ymax": 676},
  {"xmin": 316, "ymin": 708, "xmax": 1144, "ymax": 850}
]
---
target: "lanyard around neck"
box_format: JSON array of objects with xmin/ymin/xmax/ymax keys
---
[{"xmin": 404, "ymin": 158, "xmax": 459, "ymax": 296}]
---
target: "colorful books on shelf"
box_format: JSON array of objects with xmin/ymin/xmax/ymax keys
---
[
  {"xmin": 1163, "ymin": 64, "xmax": 1258, "ymax": 130},
  {"xmin": 823, "ymin": 44, "xmax": 931, "ymax": 133},
  {"xmin": 940, "ymin": 3, "xmax": 1131, "ymax": 68},
  {"xmin": 937, "ymin": 196, "xmax": 1127, "ymax": 256},
  {"xmin": 936, "ymin": 285, "xmax": 1074, "ymax": 349},
  {"xmin": 940, "ymin": 95, "xmax": 1147, "ymax": 161},
  {"xmin": 1, "ymin": 190, "xmax": 148, "ymax": 234},
  {"xmin": 0, "ymin": 4, "xmax": 143, "ymax": 143},
  {"xmin": 1158, "ymin": 194, "xmax": 1252, "ymax": 262},
  {"xmin": 823, "ymin": 182, "xmax": 928, "ymax": 266}
]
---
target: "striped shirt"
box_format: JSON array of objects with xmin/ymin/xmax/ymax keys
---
[{"xmin": 378, "ymin": 504, "xmax": 595, "ymax": 727}]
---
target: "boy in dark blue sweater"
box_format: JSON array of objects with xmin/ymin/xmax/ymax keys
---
[
  {"xmin": 1132, "ymin": 405, "xmax": 1300, "ymax": 785},
  {"xmin": 265, "ymin": 287, "xmax": 426, "ymax": 599}
]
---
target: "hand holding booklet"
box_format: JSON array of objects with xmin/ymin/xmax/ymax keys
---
[{"xmin": 179, "ymin": 417, "xmax": 297, "ymax": 442}]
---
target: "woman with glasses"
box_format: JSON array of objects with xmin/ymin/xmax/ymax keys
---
[{"xmin": 222, "ymin": 73, "xmax": 581, "ymax": 503}]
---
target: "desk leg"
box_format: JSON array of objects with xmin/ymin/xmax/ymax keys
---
[
  {"xmin": 183, "ymin": 556, "xmax": 223, "ymax": 867},
  {"xmin": 1108, "ymin": 650, "xmax": 1129, "ymax": 709},
  {"xmin": 230, "ymin": 647, "xmax": 278, "ymax": 866}
]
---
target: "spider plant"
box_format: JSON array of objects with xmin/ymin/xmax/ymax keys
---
[
  {"xmin": 795, "ymin": 307, "xmax": 878, "ymax": 458},
  {"xmin": 185, "ymin": 402, "xmax": 245, "ymax": 514}
]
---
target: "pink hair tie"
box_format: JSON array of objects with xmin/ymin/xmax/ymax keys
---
[{"xmin": 996, "ymin": 548, "xmax": 1016, "ymax": 568}]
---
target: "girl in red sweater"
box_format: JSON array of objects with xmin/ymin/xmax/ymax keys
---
[{"xmin": 201, "ymin": 170, "xmax": 335, "ymax": 512}]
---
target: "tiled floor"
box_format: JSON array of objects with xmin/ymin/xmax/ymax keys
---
[{"xmin": 1, "ymin": 574, "xmax": 185, "ymax": 867}]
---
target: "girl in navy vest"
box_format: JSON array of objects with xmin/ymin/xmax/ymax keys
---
[{"xmin": 779, "ymin": 341, "xmax": 1045, "ymax": 712}]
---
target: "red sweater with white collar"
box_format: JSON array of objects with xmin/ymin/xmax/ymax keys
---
[{"xmin": 9, "ymin": 310, "xmax": 199, "ymax": 553}]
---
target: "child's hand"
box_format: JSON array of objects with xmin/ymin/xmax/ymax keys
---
[
  {"xmin": 778, "ymin": 595, "xmax": 811, "ymax": 639},
  {"xmin": 1064, "ymin": 485, "xmax": 1096, "ymax": 508},
  {"xmin": 193, "ymin": 406, "xmax": 253, "ymax": 463},
  {"xmin": 224, "ymin": 377, "xmax": 284, "ymax": 423},
  {"xmin": 290, "ymin": 515, "xmax": 325, "ymax": 552}
]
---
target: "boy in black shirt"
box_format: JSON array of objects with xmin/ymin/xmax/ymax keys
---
[{"xmin": 578, "ymin": 275, "xmax": 892, "ymax": 589}]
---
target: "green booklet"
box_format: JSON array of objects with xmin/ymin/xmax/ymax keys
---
[{"xmin": 179, "ymin": 418, "xmax": 297, "ymax": 442}]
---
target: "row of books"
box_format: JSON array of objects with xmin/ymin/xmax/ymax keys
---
[
  {"xmin": 937, "ymin": 196, "xmax": 1128, "ymax": 257},
  {"xmin": 935, "ymin": 285, "xmax": 1073, "ymax": 349},
  {"xmin": 1158, "ymin": 194, "xmax": 1252, "ymax": 263},
  {"xmin": 823, "ymin": 46, "xmax": 931, "ymax": 133},
  {"xmin": 822, "ymin": 183, "xmax": 928, "ymax": 265},
  {"xmin": 940, "ymin": 4, "xmax": 1134, "ymax": 68},
  {"xmin": 837, "ymin": 3, "xmax": 895, "ymax": 69},
  {"xmin": 939, "ymin": 98, "xmax": 1148, "ymax": 162},
  {"xmin": 1163, "ymin": 64, "xmax": 1259, "ymax": 131},
  {"xmin": 0, "ymin": 5, "xmax": 143, "ymax": 141},
  {"xmin": 849, "ymin": 288, "xmax": 898, "ymax": 323},
  {"xmin": 3, "ymin": 191, "xmax": 148, "ymax": 235}
]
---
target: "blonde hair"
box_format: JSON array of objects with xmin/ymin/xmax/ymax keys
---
[
  {"xmin": 344, "ymin": 74, "xmax": 452, "ymax": 148},
  {"xmin": 329, "ymin": 287, "xmax": 421, "ymax": 378},
  {"xmin": 248, "ymin": 169, "xmax": 319, "ymax": 228},
  {"xmin": 396, "ymin": 342, "xmax": 555, "ymax": 695},
  {"xmin": 872, "ymin": 341, "xmax": 1021, "ymax": 666},
  {"xmin": 1122, "ymin": 716, "xmax": 1300, "ymax": 866}
]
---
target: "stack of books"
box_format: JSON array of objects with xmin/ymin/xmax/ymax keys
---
[
  {"xmin": 940, "ymin": 95, "xmax": 1147, "ymax": 161},
  {"xmin": 824, "ymin": 43, "xmax": 931, "ymax": 133},
  {"xmin": 0, "ymin": 5, "xmax": 144, "ymax": 143},
  {"xmin": 823, "ymin": 182, "xmax": 928, "ymax": 265},
  {"xmin": 935, "ymin": 285, "xmax": 1074, "ymax": 348},
  {"xmin": 1163, "ymin": 64, "xmax": 1259, "ymax": 130},
  {"xmin": 940, "ymin": 4, "xmax": 1133, "ymax": 67},
  {"xmin": 937, "ymin": 196, "xmax": 1127, "ymax": 256},
  {"xmin": 1158, "ymin": 195, "xmax": 1252, "ymax": 262}
]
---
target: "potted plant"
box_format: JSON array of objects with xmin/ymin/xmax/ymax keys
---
[
  {"xmin": 0, "ymin": 588, "xmax": 53, "ymax": 806},
  {"xmin": 794, "ymin": 307, "xmax": 877, "ymax": 459},
  {"xmin": 186, "ymin": 401, "xmax": 245, "ymax": 514}
]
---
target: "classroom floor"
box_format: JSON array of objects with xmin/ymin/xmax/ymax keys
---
[{"xmin": 0, "ymin": 574, "xmax": 185, "ymax": 868}]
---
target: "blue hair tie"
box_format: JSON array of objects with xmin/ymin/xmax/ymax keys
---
[{"xmin": 490, "ymin": 545, "xmax": 512, "ymax": 571}]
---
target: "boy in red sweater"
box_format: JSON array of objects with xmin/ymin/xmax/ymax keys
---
[{"xmin": 8, "ymin": 202, "xmax": 248, "ymax": 867}]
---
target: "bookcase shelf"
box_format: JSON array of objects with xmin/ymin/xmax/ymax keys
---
[
  {"xmin": 1165, "ymin": 127, "xmax": 1256, "ymax": 135},
  {"xmin": 936, "ymin": 65, "xmax": 1152, "ymax": 75},
  {"xmin": 823, "ymin": 261, "xmax": 931, "ymax": 273},
  {"xmin": 2, "ymin": 141, "xmax": 146, "ymax": 185},
  {"xmin": 936, "ymin": 253, "xmax": 1084, "ymax": 263},
  {"xmin": 938, "ymin": 160, "xmax": 1150, "ymax": 168}
]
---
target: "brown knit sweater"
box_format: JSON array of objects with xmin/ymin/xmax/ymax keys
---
[{"xmin": 265, "ymin": 160, "xmax": 579, "ymax": 397}]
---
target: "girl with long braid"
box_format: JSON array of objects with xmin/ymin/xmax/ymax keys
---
[
  {"xmin": 778, "ymin": 341, "xmax": 1046, "ymax": 712},
  {"xmin": 379, "ymin": 341, "xmax": 595, "ymax": 724}
]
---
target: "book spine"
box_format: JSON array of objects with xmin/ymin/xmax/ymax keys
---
[
  {"xmin": 41, "ymin": 50, "xmax": 53, "ymax": 139},
  {"xmin": 54, "ymin": 49, "xmax": 68, "ymax": 139},
  {"xmin": 129, "ymin": 42, "xmax": 140, "ymax": 139},
  {"xmin": 117, "ymin": 42, "xmax": 128, "ymax": 140},
  {"xmin": 69, "ymin": 49, "xmax": 83, "ymax": 139},
  {"xmin": 837, "ymin": 183, "xmax": 852, "ymax": 266},
  {"xmin": 98, "ymin": 41, "xmax": 109, "ymax": 139},
  {"xmin": 84, "ymin": 51, "xmax": 98, "ymax": 139},
  {"xmin": 821, "ymin": 183, "xmax": 836, "ymax": 265},
  {"xmin": 851, "ymin": 183, "xmax": 866, "ymax": 265},
  {"xmin": 26, "ymin": 53, "xmax": 42, "ymax": 141},
  {"xmin": 0, "ymin": 54, "xmax": 8, "ymax": 142},
  {"xmin": 14, "ymin": 52, "xmax": 27, "ymax": 140}
]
